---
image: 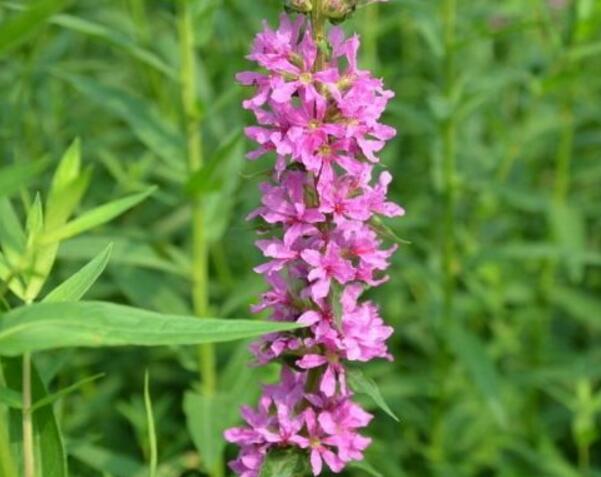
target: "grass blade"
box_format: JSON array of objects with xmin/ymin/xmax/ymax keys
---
[{"xmin": 144, "ymin": 371, "xmax": 158, "ymax": 477}]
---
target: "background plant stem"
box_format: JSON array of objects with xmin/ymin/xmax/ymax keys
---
[
  {"xmin": 22, "ymin": 351, "xmax": 34, "ymax": 477},
  {"xmin": 177, "ymin": 3, "xmax": 220, "ymax": 476},
  {"xmin": 441, "ymin": 0, "xmax": 457, "ymax": 323}
]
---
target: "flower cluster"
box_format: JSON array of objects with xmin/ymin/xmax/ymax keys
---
[{"xmin": 225, "ymin": 13, "xmax": 403, "ymax": 476}]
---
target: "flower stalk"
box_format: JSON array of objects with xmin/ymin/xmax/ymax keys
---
[{"xmin": 177, "ymin": 3, "xmax": 220, "ymax": 476}]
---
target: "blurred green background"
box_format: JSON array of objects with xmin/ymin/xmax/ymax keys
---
[{"xmin": 1, "ymin": 0, "xmax": 601, "ymax": 475}]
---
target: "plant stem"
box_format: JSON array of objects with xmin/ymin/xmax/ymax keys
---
[
  {"xmin": 312, "ymin": 0, "xmax": 326, "ymax": 71},
  {"xmin": 0, "ymin": 363, "xmax": 17, "ymax": 477},
  {"xmin": 177, "ymin": 3, "xmax": 220, "ymax": 476},
  {"xmin": 441, "ymin": 0, "xmax": 456, "ymax": 323},
  {"xmin": 430, "ymin": 0, "xmax": 457, "ymax": 464},
  {"xmin": 22, "ymin": 352, "xmax": 34, "ymax": 477}
]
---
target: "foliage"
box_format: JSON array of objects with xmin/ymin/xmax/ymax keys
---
[{"xmin": 0, "ymin": 0, "xmax": 600, "ymax": 476}]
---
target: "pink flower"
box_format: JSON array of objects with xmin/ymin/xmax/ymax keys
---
[
  {"xmin": 227, "ymin": 12, "xmax": 403, "ymax": 476},
  {"xmin": 297, "ymin": 353, "xmax": 347, "ymax": 397},
  {"xmin": 301, "ymin": 242, "xmax": 355, "ymax": 300},
  {"xmin": 296, "ymin": 408, "xmax": 345, "ymax": 475}
]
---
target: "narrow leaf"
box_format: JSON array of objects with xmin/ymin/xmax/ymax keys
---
[
  {"xmin": 40, "ymin": 188, "xmax": 155, "ymax": 245},
  {"xmin": 59, "ymin": 74, "xmax": 186, "ymax": 174},
  {"xmin": 0, "ymin": 0, "xmax": 69, "ymax": 57},
  {"xmin": 31, "ymin": 373, "xmax": 104, "ymax": 412},
  {"xmin": 51, "ymin": 15, "xmax": 176, "ymax": 78},
  {"xmin": 0, "ymin": 386, "xmax": 22, "ymax": 409},
  {"xmin": 348, "ymin": 369, "xmax": 400, "ymax": 422},
  {"xmin": 0, "ymin": 198, "xmax": 26, "ymax": 263},
  {"xmin": 0, "ymin": 301, "xmax": 304, "ymax": 356},
  {"xmin": 43, "ymin": 244, "xmax": 112, "ymax": 303},
  {"xmin": 144, "ymin": 371, "xmax": 158, "ymax": 477}
]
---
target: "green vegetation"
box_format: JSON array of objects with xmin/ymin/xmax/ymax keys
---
[{"xmin": 1, "ymin": 0, "xmax": 600, "ymax": 476}]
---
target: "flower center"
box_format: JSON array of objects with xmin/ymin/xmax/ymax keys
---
[
  {"xmin": 299, "ymin": 72, "xmax": 313, "ymax": 84},
  {"xmin": 309, "ymin": 119, "xmax": 321, "ymax": 130},
  {"xmin": 309, "ymin": 437, "xmax": 321, "ymax": 449},
  {"xmin": 319, "ymin": 145, "xmax": 332, "ymax": 156}
]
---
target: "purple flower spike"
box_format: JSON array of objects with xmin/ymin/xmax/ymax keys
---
[{"xmin": 225, "ymin": 11, "xmax": 403, "ymax": 476}]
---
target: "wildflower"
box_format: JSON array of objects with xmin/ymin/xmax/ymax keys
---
[{"xmin": 225, "ymin": 8, "xmax": 403, "ymax": 475}]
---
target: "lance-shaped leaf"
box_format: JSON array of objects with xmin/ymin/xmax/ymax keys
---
[
  {"xmin": 0, "ymin": 301, "xmax": 304, "ymax": 356},
  {"xmin": 43, "ymin": 244, "xmax": 112, "ymax": 303},
  {"xmin": 39, "ymin": 188, "xmax": 155, "ymax": 245},
  {"xmin": 348, "ymin": 368, "xmax": 400, "ymax": 422}
]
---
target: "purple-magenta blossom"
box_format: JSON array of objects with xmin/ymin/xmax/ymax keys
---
[{"xmin": 225, "ymin": 11, "xmax": 403, "ymax": 476}]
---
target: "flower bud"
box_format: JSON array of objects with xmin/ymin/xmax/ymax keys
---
[
  {"xmin": 285, "ymin": 0, "xmax": 313, "ymax": 13},
  {"xmin": 322, "ymin": 0, "xmax": 358, "ymax": 22}
]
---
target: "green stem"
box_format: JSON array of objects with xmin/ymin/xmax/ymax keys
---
[
  {"xmin": 0, "ymin": 363, "xmax": 17, "ymax": 477},
  {"xmin": 177, "ymin": 3, "xmax": 220, "ymax": 476},
  {"xmin": 22, "ymin": 352, "xmax": 34, "ymax": 477},
  {"xmin": 311, "ymin": 0, "xmax": 327, "ymax": 71},
  {"xmin": 429, "ymin": 0, "xmax": 457, "ymax": 464},
  {"xmin": 578, "ymin": 441, "xmax": 590, "ymax": 475},
  {"xmin": 441, "ymin": 0, "xmax": 457, "ymax": 322}
]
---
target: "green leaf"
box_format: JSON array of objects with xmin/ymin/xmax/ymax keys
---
[
  {"xmin": 50, "ymin": 138, "xmax": 81, "ymax": 193},
  {"xmin": 0, "ymin": 159, "xmax": 49, "ymax": 199},
  {"xmin": 51, "ymin": 15, "xmax": 176, "ymax": 79},
  {"xmin": 25, "ymin": 139, "xmax": 92, "ymax": 301},
  {"xmin": 59, "ymin": 74, "xmax": 186, "ymax": 175},
  {"xmin": 30, "ymin": 373, "xmax": 104, "ymax": 412},
  {"xmin": 46, "ymin": 138, "xmax": 91, "ymax": 229},
  {"xmin": 0, "ymin": 386, "xmax": 22, "ymax": 409},
  {"xmin": 447, "ymin": 324, "xmax": 507, "ymax": 427},
  {"xmin": 552, "ymin": 287, "xmax": 601, "ymax": 331},
  {"xmin": 0, "ymin": 0, "xmax": 69, "ymax": 57},
  {"xmin": 69, "ymin": 442, "xmax": 145, "ymax": 477},
  {"xmin": 2, "ymin": 358, "xmax": 68, "ymax": 477},
  {"xmin": 144, "ymin": 371, "xmax": 158, "ymax": 477},
  {"xmin": 259, "ymin": 448, "xmax": 310, "ymax": 477},
  {"xmin": 58, "ymin": 236, "xmax": 187, "ymax": 277},
  {"xmin": 40, "ymin": 188, "xmax": 155, "ymax": 245},
  {"xmin": 184, "ymin": 392, "xmax": 229, "ymax": 474},
  {"xmin": 0, "ymin": 301, "xmax": 304, "ymax": 356},
  {"xmin": 349, "ymin": 460, "xmax": 384, "ymax": 477},
  {"xmin": 348, "ymin": 369, "xmax": 400, "ymax": 422},
  {"xmin": 43, "ymin": 244, "xmax": 112, "ymax": 303},
  {"xmin": 185, "ymin": 131, "xmax": 243, "ymax": 196},
  {"xmin": 25, "ymin": 193, "xmax": 44, "ymax": 243},
  {"xmin": 0, "ymin": 198, "xmax": 26, "ymax": 264}
]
